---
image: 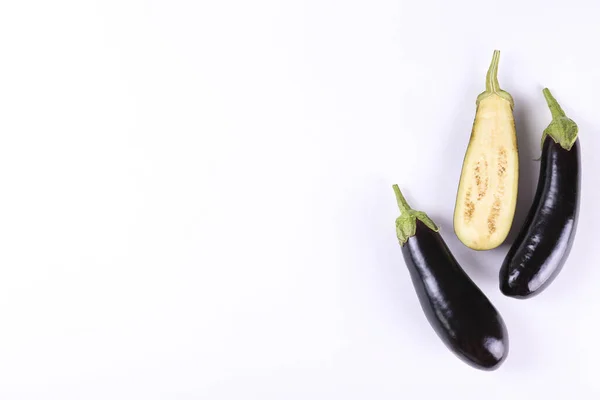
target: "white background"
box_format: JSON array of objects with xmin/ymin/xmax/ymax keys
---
[{"xmin": 0, "ymin": 0, "xmax": 598, "ymax": 398}]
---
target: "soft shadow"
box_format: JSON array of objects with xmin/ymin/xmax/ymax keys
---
[
  {"xmin": 501, "ymin": 95, "xmax": 540, "ymax": 247},
  {"xmin": 497, "ymin": 300, "xmax": 540, "ymax": 373},
  {"xmin": 431, "ymin": 213, "xmax": 497, "ymax": 283}
]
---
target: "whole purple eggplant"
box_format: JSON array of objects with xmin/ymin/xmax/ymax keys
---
[
  {"xmin": 392, "ymin": 185, "xmax": 508, "ymax": 370},
  {"xmin": 500, "ymin": 89, "xmax": 580, "ymax": 299}
]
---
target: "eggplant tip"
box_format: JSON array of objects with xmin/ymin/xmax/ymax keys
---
[
  {"xmin": 500, "ymin": 279, "xmax": 536, "ymax": 300},
  {"xmin": 469, "ymin": 336, "xmax": 509, "ymax": 371}
]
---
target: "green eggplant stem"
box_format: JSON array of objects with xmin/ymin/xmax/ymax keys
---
[
  {"xmin": 476, "ymin": 50, "xmax": 514, "ymax": 107},
  {"xmin": 541, "ymin": 88, "xmax": 578, "ymax": 151},
  {"xmin": 486, "ymin": 50, "xmax": 501, "ymax": 93},
  {"xmin": 393, "ymin": 184, "xmax": 411, "ymax": 215},
  {"xmin": 392, "ymin": 185, "xmax": 438, "ymax": 246},
  {"xmin": 543, "ymin": 88, "xmax": 567, "ymax": 119}
]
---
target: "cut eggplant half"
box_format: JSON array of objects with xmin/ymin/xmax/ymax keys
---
[{"xmin": 454, "ymin": 50, "xmax": 518, "ymax": 250}]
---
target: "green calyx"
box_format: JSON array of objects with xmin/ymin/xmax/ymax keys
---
[
  {"xmin": 541, "ymin": 88, "xmax": 578, "ymax": 151},
  {"xmin": 476, "ymin": 50, "xmax": 514, "ymax": 108},
  {"xmin": 393, "ymin": 184, "xmax": 438, "ymax": 246}
]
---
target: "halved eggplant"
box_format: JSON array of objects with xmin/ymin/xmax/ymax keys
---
[
  {"xmin": 454, "ymin": 50, "xmax": 519, "ymax": 250},
  {"xmin": 393, "ymin": 185, "xmax": 509, "ymax": 370}
]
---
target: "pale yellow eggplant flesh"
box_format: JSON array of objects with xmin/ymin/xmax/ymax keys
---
[{"xmin": 454, "ymin": 50, "xmax": 518, "ymax": 251}]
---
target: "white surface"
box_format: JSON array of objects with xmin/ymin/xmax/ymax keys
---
[{"xmin": 0, "ymin": 0, "xmax": 598, "ymax": 398}]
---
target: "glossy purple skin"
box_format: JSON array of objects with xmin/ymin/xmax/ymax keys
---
[
  {"xmin": 500, "ymin": 137, "xmax": 580, "ymax": 299},
  {"xmin": 402, "ymin": 221, "xmax": 509, "ymax": 370}
]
